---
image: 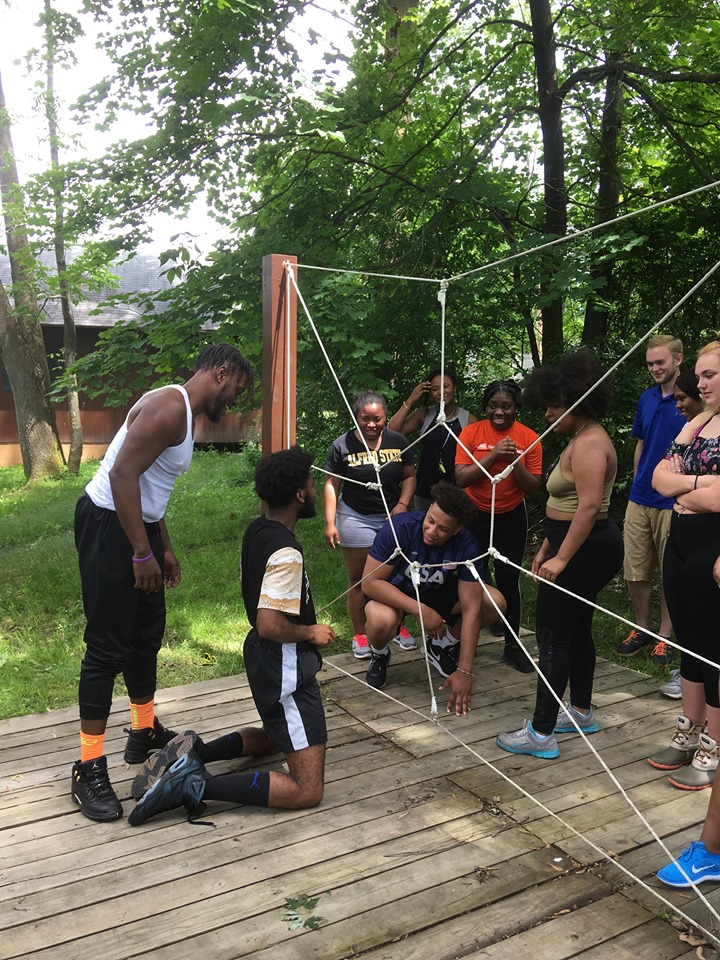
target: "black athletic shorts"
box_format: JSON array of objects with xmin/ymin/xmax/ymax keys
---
[{"xmin": 243, "ymin": 632, "xmax": 327, "ymax": 753}]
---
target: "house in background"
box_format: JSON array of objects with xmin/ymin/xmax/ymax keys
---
[{"xmin": 0, "ymin": 252, "xmax": 258, "ymax": 468}]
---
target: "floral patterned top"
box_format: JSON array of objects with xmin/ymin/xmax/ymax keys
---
[{"xmin": 666, "ymin": 434, "xmax": 720, "ymax": 476}]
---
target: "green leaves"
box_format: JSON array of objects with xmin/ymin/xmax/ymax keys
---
[{"xmin": 281, "ymin": 894, "xmax": 324, "ymax": 931}]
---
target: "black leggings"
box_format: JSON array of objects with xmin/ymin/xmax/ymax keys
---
[
  {"xmin": 532, "ymin": 517, "xmax": 623, "ymax": 734},
  {"xmin": 75, "ymin": 495, "xmax": 166, "ymax": 721},
  {"xmin": 470, "ymin": 501, "xmax": 528, "ymax": 647},
  {"xmin": 663, "ymin": 511, "xmax": 720, "ymax": 709}
]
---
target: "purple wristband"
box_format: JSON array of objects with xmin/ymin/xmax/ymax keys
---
[{"xmin": 132, "ymin": 552, "xmax": 154, "ymax": 563}]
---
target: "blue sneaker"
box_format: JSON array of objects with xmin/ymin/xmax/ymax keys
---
[
  {"xmin": 497, "ymin": 721, "xmax": 560, "ymax": 759},
  {"xmin": 554, "ymin": 702, "xmax": 600, "ymax": 735},
  {"xmin": 657, "ymin": 841, "xmax": 720, "ymax": 888},
  {"xmin": 128, "ymin": 750, "xmax": 207, "ymax": 826}
]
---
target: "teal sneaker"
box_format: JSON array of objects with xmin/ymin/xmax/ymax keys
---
[
  {"xmin": 128, "ymin": 751, "xmax": 207, "ymax": 826},
  {"xmin": 554, "ymin": 702, "xmax": 600, "ymax": 735},
  {"xmin": 657, "ymin": 841, "xmax": 720, "ymax": 888},
  {"xmin": 497, "ymin": 720, "xmax": 560, "ymax": 759}
]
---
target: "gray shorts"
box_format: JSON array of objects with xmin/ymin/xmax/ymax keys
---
[{"xmin": 336, "ymin": 499, "xmax": 388, "ymax": 548}]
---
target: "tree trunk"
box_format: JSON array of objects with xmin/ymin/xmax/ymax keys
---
[
  {"xmin": 583, "ymin": 54, "xmax": 624, "ymax": 345},
  {"xmin": 44, "ymin": 0, "xmax": 83, "ymax": 474},
  {"xmin": 0, "ymin": 66, "xmax": 65, "ymax": 481},
  {"xmin": 529, "ymin": 0, "xmax": 566, "ymax": 358}
]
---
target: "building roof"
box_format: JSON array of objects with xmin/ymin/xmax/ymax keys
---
[{"xmin": 0, "ymin": 251, "xmax": 172, "ymax": 327}]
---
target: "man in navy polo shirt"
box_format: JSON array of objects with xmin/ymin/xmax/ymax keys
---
[
  {"xmin": 615, "ymin": 335, "xmax": 685, "ymax": 663},
  {"xmin": 361, "ymin": 482, "xmax": 507, "ymax": 715}
]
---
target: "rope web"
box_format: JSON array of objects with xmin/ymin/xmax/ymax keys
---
[{"xmin": 280, "ymin": 178, "xmax": 720, "ymax": 946}]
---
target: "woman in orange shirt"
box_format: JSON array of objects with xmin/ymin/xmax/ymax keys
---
[{"xmin": 455, "ymin": 380, "xmax": 542, "ymax": 672}]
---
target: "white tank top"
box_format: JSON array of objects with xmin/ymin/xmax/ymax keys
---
[{"xmin": 85, "ymin": 385, "xmax": 194, "ymax": 522}]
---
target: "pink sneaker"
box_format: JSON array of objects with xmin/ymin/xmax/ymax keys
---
[
  {"xmin": 352, "ymin": 633, "xmax": 371, "ymax": 659},
  {"xmin": 392, "ymin": 624, "xmax": 417, "ymax": 651}
]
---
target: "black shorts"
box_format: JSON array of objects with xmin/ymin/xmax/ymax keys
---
[{"xmin": 244, "ymin": 632, "xmax": 327, "ymax": 753}]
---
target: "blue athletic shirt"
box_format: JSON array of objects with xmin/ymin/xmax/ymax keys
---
[
  {"xmin": 368, "ymin": 511, "xmax": 485, "ymax": 601},
  {"xmin": 630, "ymin": 385, "xmax": 686, "ymax": 510}
]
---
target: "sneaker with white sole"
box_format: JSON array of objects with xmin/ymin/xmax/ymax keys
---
[
  {"xmin": 647, "ymin": 715, "xmax": 706, "ymax": 770},
  {"xmin": 352, "ymin": 633, "xmax": 371, "ymax": 659},
  {"xmin": 392, "ymin": 624, "xmax": 417, "ymax": 650},
  {"xmin": 496, "ymin": 720, "xmax": 560, "ymax": 759},
  {"xmin": 553, "ymin": 701, "xmax": 600, "ymax": 735},
  {"xmin": 365, "ymin": 648, "xmax": 390, "ymax": 689},
  {"xmin": 425, "ymin": 637, "xmax": 459, "ymax": 678},
  {"xmin": 668, "ymin": 733, "xmax": 719, "ymax": 790},
  {"xmin": 131, "ymin": 730, "xmax": 205, "ymax": 800},
  {"xmin": 128, "ymin": 751, "xmax": 207, "ymax": 826},
  {"xmin": 657, "ymin": 841, "xmax": 720, "ymax": 888},
  {"xmin": 659, "ymin": 669, "xmax": 681, "ymax": 699}
]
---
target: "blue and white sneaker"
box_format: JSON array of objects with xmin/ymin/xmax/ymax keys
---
[
  {"xmin": 657, "ymin": 841, "xmax": 720, "ymax": 888},
  {"xmin": 554, "ymin": 702, "xmax": 600, "ymax": 735},
  {"xmin": 496, "ymin": 720, "xmax": 560, "ymax": 759},
  {"xmin": 659, "ymin": 669, "xmax": 682, "ymax": 700},
  {"xmin": 128, "ymin": 750, "xmax": 207, "ymax": 826}
]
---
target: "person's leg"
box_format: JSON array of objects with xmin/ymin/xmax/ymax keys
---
[
  {"xmin": 364, "ymin": 600, "xmax": 401, "ymax": 689},
  {"xmin": 626, "ymin": 579, "xmax": 653, "ymax": 631},
  {"xmin": 492, "ymin": 504, "xmax": 527, "ymax": 644},
  {"xmin": 340, "ymin": 545, "xmax": 370, "ymax": 636},
  {"xmin": 617, "ymin": 502, "xmax": 654, "ymax": 651}
]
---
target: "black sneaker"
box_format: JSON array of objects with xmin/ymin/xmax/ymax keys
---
[
  {"xmin": 501, "ymin": 644, "xmax": 534, "ymax": 674},
  {"xmin": 124, "ymin": 717, "xmax": 178, "ymax": 764},
  {"xmin": 489, "ymin": 620, "xmax": 505, "ymax": 637},
  {"xmin": 128, "ymin": 750, "xmax": 207, "ymax": 826},
  {"xmin": 71, "ymin": 755, "xmax": 123, "ymax": 822},
  {"xmin": 365, "ymin": 649, "xmax": 390, "ymax": 689},
  {"xmin": 650, "ymin": 639, "xmax": 676, "ymax": 666},
  {"xmin": 614, "ymin": 629, "xmax": 653, "ymax": 656},
  {"xmin": 131, "ymin": 730, "xmax": 206, "ymax": 800},
  {"xmin": 425, "ymin": 638, "xmax": 459, "ymax": 678}
]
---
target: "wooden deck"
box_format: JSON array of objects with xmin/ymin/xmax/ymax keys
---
[{"xmin": 2, "ymin": 631, "xmax": 719, "ymax": 960}]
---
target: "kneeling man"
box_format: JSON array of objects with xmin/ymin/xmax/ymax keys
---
[
  {"xmin": 363, "ymin": 482, "xmax": 506, "ymax": 716},
  {"xmin": 128, "ymin": 447, "xmax": 336, "ymax": 826}
]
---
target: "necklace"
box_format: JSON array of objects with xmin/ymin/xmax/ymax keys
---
[{"xmin": 570, "ymin": 419, "xmax": 596, "ymax": 441}]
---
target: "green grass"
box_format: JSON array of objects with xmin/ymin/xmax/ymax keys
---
[
  {"xmin": 0, "ymin": 452, "xmax": 672, "ymax": 721},
  {"xmin": 0, "ymin": 451, "xmax": 352, "ymax": 720}
]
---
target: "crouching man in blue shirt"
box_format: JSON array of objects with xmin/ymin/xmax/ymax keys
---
[{"xmin": 362, "ymin": 482, "xmax": 507, "ymax": 715}]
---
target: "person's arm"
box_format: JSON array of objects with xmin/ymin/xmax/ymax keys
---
[
  {"xmin": 256, "ymin": 609, "xmax": 336, "ymax": 647},
  {"xmin": 510, "ymin": 461, "xmax": 542, "ymax": 496},
  {"xmin": 650, "ymin": 420, "xmax": 698, "ymax": 498},
  {"xmin": 324, "ymin": 476, "xmax": 342, "ymax": 548},
  {"xmin": 387, "ymin": 381, "xmax": 432, "ymax": 435},
  {"xmin": 536, "ymin": 438, "xmax": 608, "ymax": 583},
  {"xmin": 439, "ymin": 578, "xmax": 483, "ymax": 717},
  {"xmin": 363, "ymin": 554, "xmax": 445, "ymax": 635},
  {"xmin": 158, "ymin": 519, "xmax": 181, "ymax": 588},
  {"xmin": 391, "ymin": 465, "xmax": 416, "ymax": 515},
  {"xmin": 633, "ymin": 439, "xmax": 643, "ymax": 477},
  {"xmin": 676, "ymin": 476, "xmax": 720, "ymax": 512},
  {"xmin": 109, "ymin": 391, "xmax": 187, "ymax": 593}
]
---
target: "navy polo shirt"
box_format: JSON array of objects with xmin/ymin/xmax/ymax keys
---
[{"xmin": 630, "ymin": 385, "xmax": 686, "ymax": 509}]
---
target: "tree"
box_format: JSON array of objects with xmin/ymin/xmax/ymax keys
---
[{"xmin": 0, "ymin": 66, "xmax": 65, "ymax": 481}]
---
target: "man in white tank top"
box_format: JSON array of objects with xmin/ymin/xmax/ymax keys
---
[{"xmin": 71, "ymin": 343, "xmax": 253, "ymax": 823}]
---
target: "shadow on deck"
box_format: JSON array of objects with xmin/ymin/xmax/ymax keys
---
[{"xmin": 0, "ymin": 630, "xmax": 717, "ymax": 959}]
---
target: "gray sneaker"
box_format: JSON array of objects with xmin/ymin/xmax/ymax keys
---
[
  {"xmin": 497, "ymin": 720, "xmax": 560, "ymax": 759},
  {"xmin": 659, "ymin": 669, "xmax": 682, "ymax": 699},
  {"xmin": 668, "ymin": 733, "xmax": 719, "ymax": 790},
  {"xmin": 131, "ymin": 731, "xmax": 204, "ymax": 800},
  {"xmin": 647, "ymin": 716, "xmax": 706, "ymax": 770},
  {"xmin": 553, "ymin": 701, "xmax": 600, "ymax": 734}
]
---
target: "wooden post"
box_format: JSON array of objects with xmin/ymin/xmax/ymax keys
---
[{"xmin": 262, "ymin": 254, "xmax": 297, "ymax": 454}]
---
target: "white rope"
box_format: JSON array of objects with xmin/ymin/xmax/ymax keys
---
[{"xmin": 321, "ymin": 653, "xmax": 720, "ymax": 947}]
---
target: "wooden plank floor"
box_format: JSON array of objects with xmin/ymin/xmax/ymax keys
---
[{"xmin": 1, "ymin": 630, "xmax": 718, "ymax": 960}]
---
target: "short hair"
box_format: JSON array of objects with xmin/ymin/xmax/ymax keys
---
[
  {"xmin": 648, "ymin": 334, "xmax": 683, "ymax": 356},
  {"xmin": 426, "ymin": 368, "xmax": 457, "ymax": 387},
  {"xmin": 429, "ymin": 482, "xmax": 477, "ymax": 528},
  {"xmin": 352, "ymin": 390, "xmax": 387, "ymax": 417},
  {"xmin": 675, "ymin": 369, "xmax": 701, "ymax": 402},
  {"xmin": 482, "ymin": 379, "xmax": 522, "ymax": 410},
  {"xmin": 195, "ymin": 343, "xmax": 255, "ymax": 398},
  {"xmin": 523, "ymin": 348, "xmax": 612, "ymax": 420},
  {"xmin": 254, "ymin": 446, "xmax": 313, "ymax": 507}
]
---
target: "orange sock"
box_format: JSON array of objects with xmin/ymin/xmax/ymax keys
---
[
  {"xmin": 130, "ymin": 699, "xmax": 155, "ymax": 731},
  {"xmin": 80, "ymin": 731, "xmax": 105, "ymax": 762}
]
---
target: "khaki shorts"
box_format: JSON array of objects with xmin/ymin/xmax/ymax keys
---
[{"xmin": 622, "ymin": 501, "xmax": 671, "ymax": 581}]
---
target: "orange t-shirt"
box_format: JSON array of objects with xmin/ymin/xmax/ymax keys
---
[{"xmin": 456, "ymin": 419, "xmax": 542, "ymax": 513}]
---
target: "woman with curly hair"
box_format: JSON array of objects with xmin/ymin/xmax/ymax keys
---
[
  {"xmin": 497, "ymin": 350, "xmax": 623, "ymax": 759},
  {"xmin": 455, "ymin": 379, "xmax": 542, "ymax": 672}
]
